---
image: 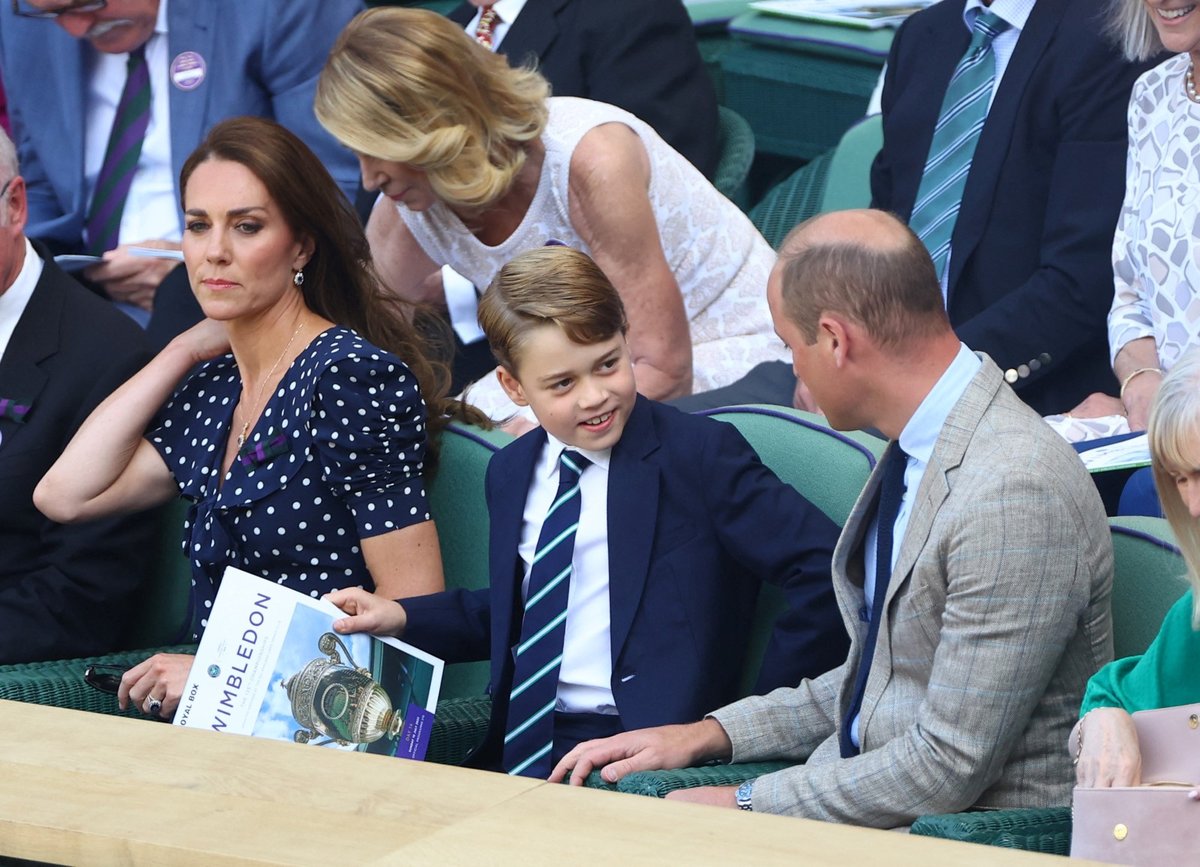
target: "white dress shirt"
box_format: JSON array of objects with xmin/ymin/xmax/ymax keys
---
[
  {"xmin": 517, "ymin": 432, "xmax": 617, "ymax": 715},
  {"xmin": 938, "ymin": 0, "xmax": 1036, "ymax": 295},
  {"xmin": 84, "ymin": 0, "xmax": 179, "ymax": 249},
  {"xmin": 851, "ymin": 343, "xmax": 981, "ymax": 746},
  {"xmin": 0, "ymin": 238, "xmax": 45, "ymax": 364}
]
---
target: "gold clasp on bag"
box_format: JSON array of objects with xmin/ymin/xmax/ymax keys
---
[{"xmin": 1188, "ymin": 714, "xmax": 1198, "ymax": 730}]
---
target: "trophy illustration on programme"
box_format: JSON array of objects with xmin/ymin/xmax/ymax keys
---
[
  {"xmin": 177, "ymin": 567, "xmax": 442, "ymax": 761},
  {"xmin": 282, "ymin": 632, "xmax": 409, "ymax": 747}
]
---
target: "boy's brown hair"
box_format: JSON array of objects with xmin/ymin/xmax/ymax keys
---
[{"xmin": 478, "ymin": 246, "xmax": 629, "ymax": 375}]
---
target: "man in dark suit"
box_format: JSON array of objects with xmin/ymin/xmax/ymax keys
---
[
  {"xmin": 0, "ymin": 131, "xmax": 156, "ymax": 663},
  {"xmin": 447, "ymin": 0, "xmax": 719, "ymax": 179},
  {"xmin": 1, "ymin": 0, "xmax": 362, "ymax": 321},
  {"xmin": 678, "ymin": 0, "xmax": 1152, "ymax": 418},
  {"xmin": 328, "ymin": 246, "xmax": 844, "ymax": 776},
  {"xmin": 870, "ymin": 0, "xmax": 1155, "ymax": 416}
]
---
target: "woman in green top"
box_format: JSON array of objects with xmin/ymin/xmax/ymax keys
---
[{"xmin": 1073, "ymin": 348, "xmax": 1200, "ymax": 787}]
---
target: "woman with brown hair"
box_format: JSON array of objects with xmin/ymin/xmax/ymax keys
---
[
  {"xmin": 36, "ymin": 117, "xmax": 468, "ymax": 719},
  {"xmin": 314, "ymin": 6, "xmax": 782, "ymax": 416}
]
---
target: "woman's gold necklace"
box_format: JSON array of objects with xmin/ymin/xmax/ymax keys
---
[{"xmin": 236, "ymin": 320, "xmax": 305, "ymax": 449}]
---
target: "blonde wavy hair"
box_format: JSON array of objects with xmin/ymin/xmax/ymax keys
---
[
  {"xmin": 315, "ymin": 7, "xmax": 549, "ymax": 211},
  {"xmin": 1147, "ymin": 347, "xmax": 1200, "ymax": 622}
]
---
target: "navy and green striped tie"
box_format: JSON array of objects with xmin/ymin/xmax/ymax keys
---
[
  {"xmin": 85, "ymin": 46, "xmax": 150, "ymax": 255},
  {"xmin": 503, "ymin": 450, "xmax": 590, "ymax": 778},
  {"xmin": 908, "ymin": 10, "xmax": 1010, "ymax": 282}
]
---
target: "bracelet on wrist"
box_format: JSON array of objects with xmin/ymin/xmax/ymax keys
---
[
  {"xmin": 1074, "ymin": 709, "xmax": 1094, "ymax": 766},
  {"xmin": 1119, "ymin": 366, "xmax": 1163, "ymax": 400}
]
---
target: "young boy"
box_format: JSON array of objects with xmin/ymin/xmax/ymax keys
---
[{"xmin": 329, "ymin": 247, "xmax": 844, "ymax": 777}]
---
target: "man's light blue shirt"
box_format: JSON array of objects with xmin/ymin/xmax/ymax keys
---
[{"xmin": 851, "ymin": 343, "xmax": 981, "ymax": 747}]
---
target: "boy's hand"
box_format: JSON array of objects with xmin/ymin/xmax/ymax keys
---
[{"xmin": 325, "ymin": 587, "xmax": 408, "ymax": 637}]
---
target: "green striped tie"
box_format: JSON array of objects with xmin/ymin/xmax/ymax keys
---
[
  {"xmin": 85, "ymin": 46, "xmax": 151, "ymax": 255},
  {"xmin": 908, "ymin": 10, "xmax": 1009, "ymax": 283},
  {"xmin": 502, "ymin": 450, "xmax": 590, "ymax": 778}
]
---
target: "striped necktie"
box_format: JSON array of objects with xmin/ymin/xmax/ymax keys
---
[
  {"xmin": 907, "ymin": 10, "xmax": 1009, "ymax": 283},
  {"xmin": 474, "ymin": 4, "xmax": 501, "ymax": 49},
  {"xmin": 840, "ymin": 443, "xmax": 908, "ymax": 758},
  {"xmin": 502, "ymin": 450, "xmax": 590, "ymax": 778},
  {"xmin": 85, "ymin": 46, "xmax": 151, "ymax": 255}
]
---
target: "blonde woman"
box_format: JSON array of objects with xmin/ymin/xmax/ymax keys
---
[
  {"xmin": 1073, "ymin": 347, "xmax": 1200, "ymax": 786},
  {"xmin": 314, "ymin": 7, "xmax": 782, "ymax": 415}
]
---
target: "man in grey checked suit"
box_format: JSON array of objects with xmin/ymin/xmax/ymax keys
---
[{"xmin": 552, "ymin": 209, "xmax": 1113, "ymax": 827}]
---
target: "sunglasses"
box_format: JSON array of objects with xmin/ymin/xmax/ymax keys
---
[{"xmin": 82, "ymin": 663, "xmax": 127, "ymax": 694}]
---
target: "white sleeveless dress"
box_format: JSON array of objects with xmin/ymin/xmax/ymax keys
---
[{"xmin": 399, "ymin": 97, "xmax": 783, "ymax": 416}]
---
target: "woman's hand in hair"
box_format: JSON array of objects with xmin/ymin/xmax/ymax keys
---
[{"xmin": 173, "ymin": 318, "xmax": 232, "ymax": 366}]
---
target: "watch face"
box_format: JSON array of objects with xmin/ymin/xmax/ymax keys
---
[{"xmin": 736, "ymin": 780, "xmax": 754, "ymax": 811}]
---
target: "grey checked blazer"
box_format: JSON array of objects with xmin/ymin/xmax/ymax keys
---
[{"xmin": 711, "ymin": 356, "xmax": 1113, "ymax": 825}]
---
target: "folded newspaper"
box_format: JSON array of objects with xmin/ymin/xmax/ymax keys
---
[
  {"xmin": 174, "ymin": 566, "xmax": 443, "ymax": 760},
  {"xmin": 749, "ymin": 0, "xmax": 934, "ymax": 29}
]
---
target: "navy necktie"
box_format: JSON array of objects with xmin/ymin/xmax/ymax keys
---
[
  {"xmin": 503, "ymin": 450, "xmax": 591, "ymax": 777},
  {"xmin": 840, "ymin": 443, "xmax": 908, "ymax": 758},
  {"xmin": 86, "ymin": 46, "xmax": 151, "ymax": 255}
]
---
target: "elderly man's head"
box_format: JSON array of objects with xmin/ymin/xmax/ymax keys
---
[
  {"xmin": 16, "ymin": 0, "xmax": 158, "ymax": 54},
  {"xmin": 0, "ymin": 128, "xmax": 28, "ymax": 293}
]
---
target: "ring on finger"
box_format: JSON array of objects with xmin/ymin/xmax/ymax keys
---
[{"xmin": 146, "ymin": 695, "xmax": 164, "ymax": 716}]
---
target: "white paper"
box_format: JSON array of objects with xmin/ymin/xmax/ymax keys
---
[{"xmin": 1078, "ymin": 433, "xmax": 1152, "ymax": 474}]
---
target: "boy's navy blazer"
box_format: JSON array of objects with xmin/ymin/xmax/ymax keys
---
[{"xmin": 403, "ymin": 396, "xmax": 843, "ymax": 769}]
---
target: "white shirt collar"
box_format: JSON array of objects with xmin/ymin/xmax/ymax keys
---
[
  {"xmin": 962, "ymin": 0, "xmax": 1035, "ymax": 34},
  {"xmin": 540, "ymin": 431, "xmax": 612, "ymax": 481},
  {"xmin": 898, "ymin": 343, "xmax": 982, "ymax": 466},
  {"xmin": 0, "ymin": 238, "xmax": 46, "ymax": 365}
]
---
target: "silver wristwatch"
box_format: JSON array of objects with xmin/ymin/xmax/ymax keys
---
[{"xmin": 735, "ymin": 779, "xmax": 754, "ymax": 811}]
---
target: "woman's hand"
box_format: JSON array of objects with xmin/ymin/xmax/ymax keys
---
[
  {"xmin": 117, "ymin": 653, "xmax": 195, "ymax": 720},
  {"xmin": 1112, "ymin": 338, "xmax": 1162, "ymax": 432},
  {"xmin": 1120, "ymin": 373, "xmax": 1161, "ymax": 432},
  {"xmin": 1074, "ymin": 707, "xmax": 1142, "ymax": 788},
  {"xmin": 326, "ymin": 587, "xmax": 409, "ymax": 637},
  {"xmin": 171, "ymin": 318, "xmax": 232, "ymax": 366},
  {"xmin": 1068, "ymin": 392, "xmax": 1126, "ymax": 419}
]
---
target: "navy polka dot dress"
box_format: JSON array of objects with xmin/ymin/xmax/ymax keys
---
[{"xmin": 147, "ymin": 327, "xmax": 431, "ymax": 640}]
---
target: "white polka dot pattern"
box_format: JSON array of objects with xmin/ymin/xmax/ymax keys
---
[{"xmin": 146, "ymin": 327, "xmax": 431, "ymax": 640}]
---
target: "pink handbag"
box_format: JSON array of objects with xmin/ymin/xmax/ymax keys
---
[{"xmin": 1070, "ymin": 703, "xmax": 1200, "ymax": 864}]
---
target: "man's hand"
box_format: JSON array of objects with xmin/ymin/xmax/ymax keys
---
[
  {"xmin": 665, "ymin": 785, "xmax": 739, "ymax": 808},
  {"xmin": 84, "ymin": 240, "xmax": 182, "ymax": 310},
  {"xmin": 548, "ymin": 719, "xmax": 732, "ymax": 786},
  {"xmin": 325, "ymin": 587, "xmax": 408, "ymax": 637}
]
